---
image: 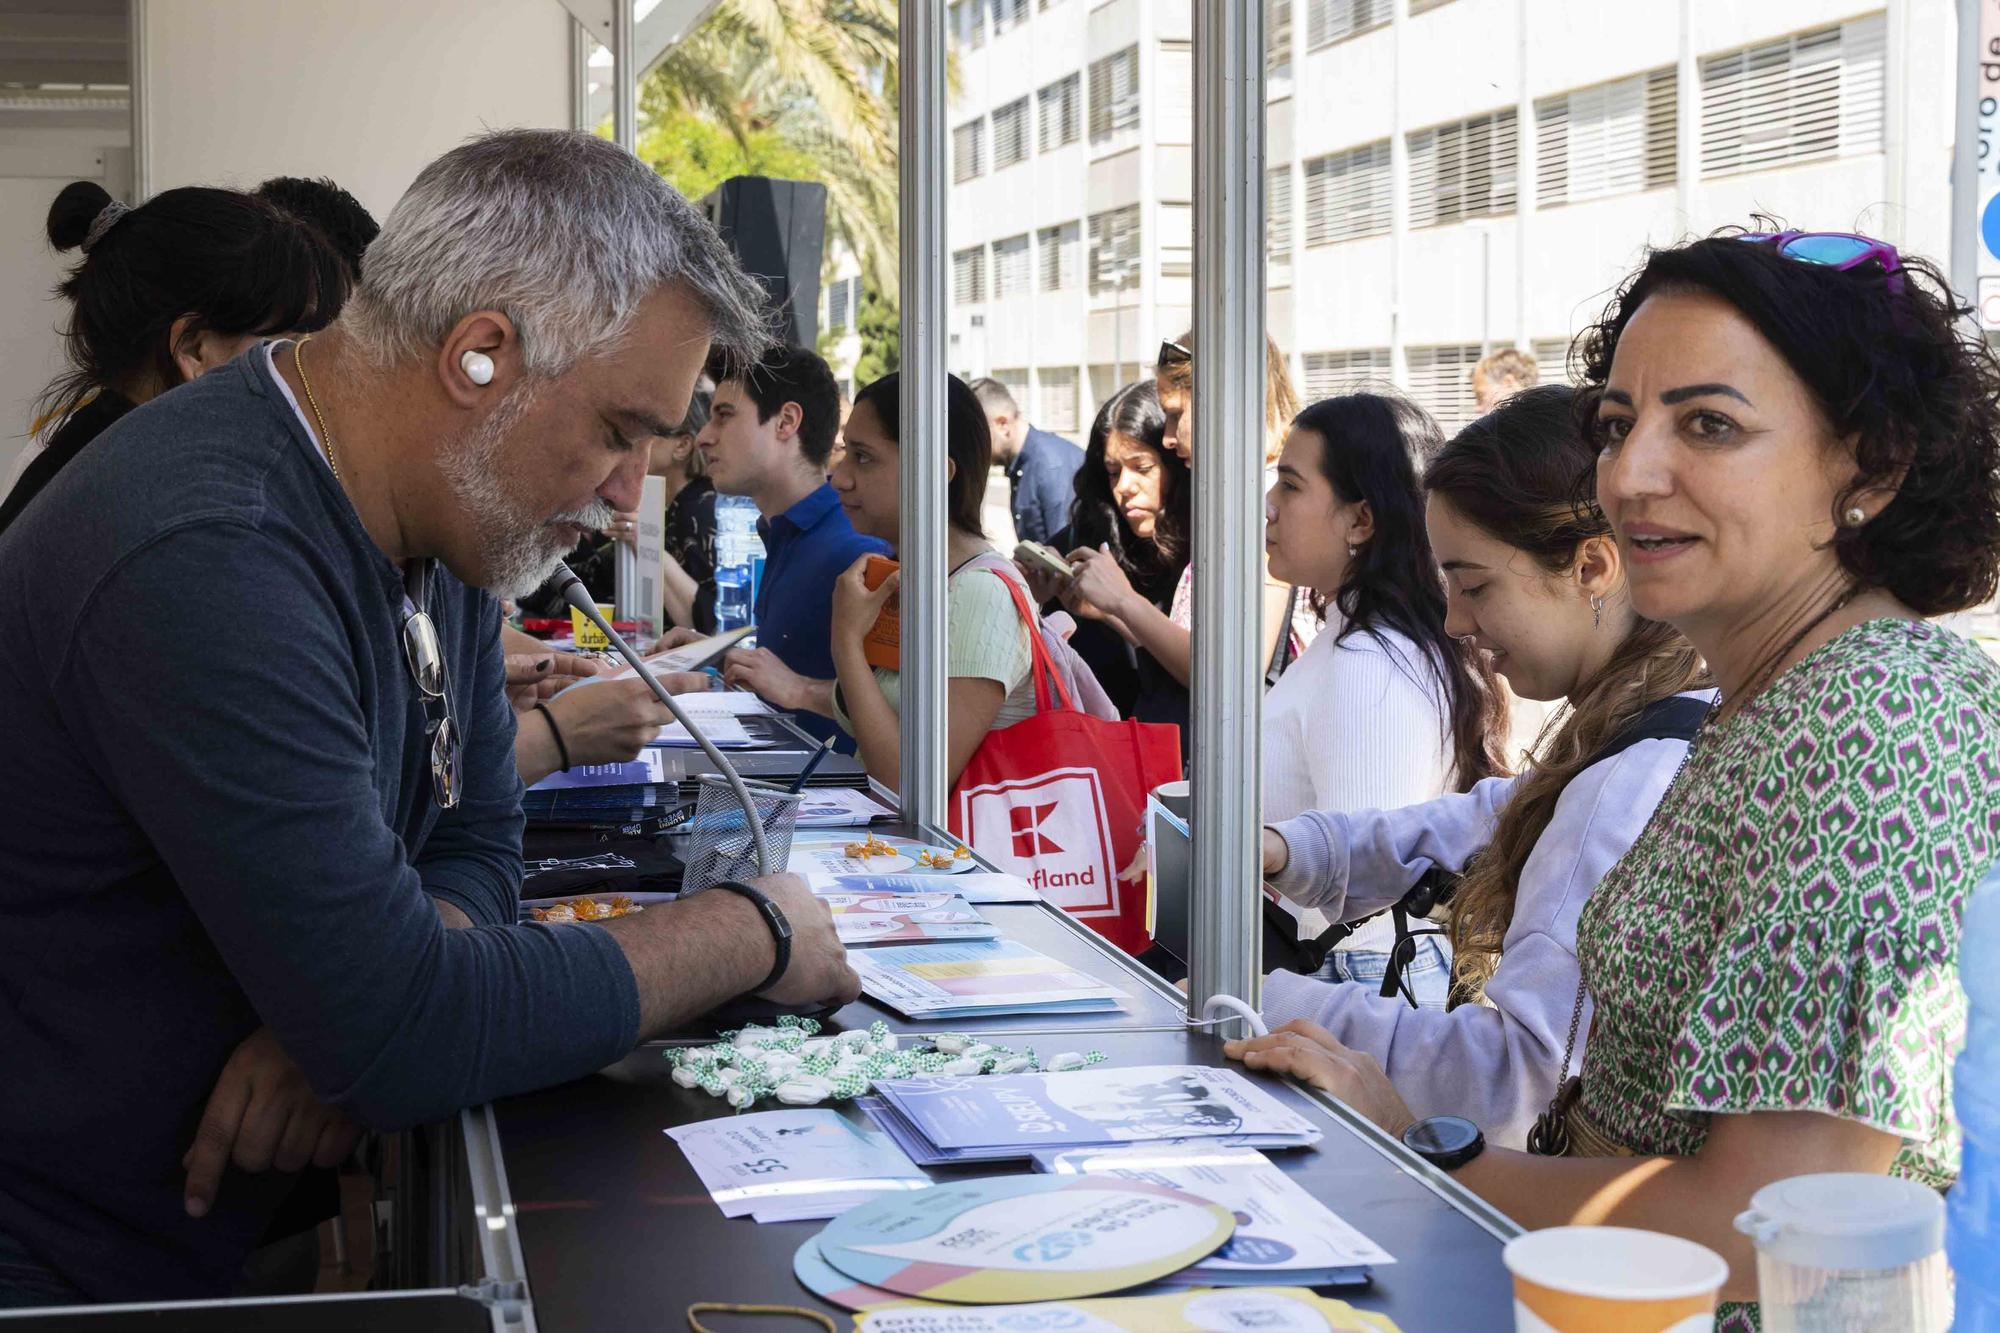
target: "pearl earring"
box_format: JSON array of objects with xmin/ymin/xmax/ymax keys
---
[
  {"xmin": 1591, "ymin": 594, "xmax": 1604, "ymax": 630},
  {"xmin": 1844, "ymin": 506, "xmax": 1867, "ymax": 527},
  {"xmin": 460, "ymin": 349, "xmax": 495, "ymax": 386}
]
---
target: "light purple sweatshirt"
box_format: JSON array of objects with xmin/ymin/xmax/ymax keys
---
[{"xmin": 1261, "ymin": 693, "xmax": 1710, "ymax": 1147}]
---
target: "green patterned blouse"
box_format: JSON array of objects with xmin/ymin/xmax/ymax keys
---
[{"xmin": 1575, "ymin": 619, "xmax": 2000, "ymax": 1328}]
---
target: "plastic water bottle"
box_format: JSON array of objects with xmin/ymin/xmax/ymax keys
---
[
  {"xmin": 713, "ymin": 495, "xmax": 765, "ymax": 633},
  {"xmin": 1951, "ymin": 858, "xmax": 2000, "ymax": 1331}
]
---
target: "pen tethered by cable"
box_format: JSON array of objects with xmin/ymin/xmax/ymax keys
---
[{"xmin": 544, "ymin": 562, "xmax": 773, "ymax": 877}]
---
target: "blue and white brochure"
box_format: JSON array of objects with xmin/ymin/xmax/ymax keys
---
[
  {"xmin": 869, "ymin": 1065, "xmax": 1321, "ymax": 1159},
  {"xmin": 528, "ymin": 751, "xmax": 670, "ymax": 790}
]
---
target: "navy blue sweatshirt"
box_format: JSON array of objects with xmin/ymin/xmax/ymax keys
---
[{"xmin": 0, "ymin": 350, "xmax": 641, "ymax": 1300}]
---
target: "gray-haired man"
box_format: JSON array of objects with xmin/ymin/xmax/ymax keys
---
[{"xmin": 0, "ymin": 130, "xmax": 858, "ymax": 1306}]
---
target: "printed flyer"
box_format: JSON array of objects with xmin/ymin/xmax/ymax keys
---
[
  {"xmin": 818, "ymin": 891, "xmax": 1001, "ymax": 945},
  {"xmin": 847, "ymin": 940, "xmax": 1125, "ymax": 1019},
  {"xmin": 817, "ymin": 1176, "xmax": 1234, "ymax": 1303},
  {"xmin": 1041, "ymin": 1145, "xmax": 1391, "ymax": 1284},
  {"xmin": 873, "ymin": 1065, "xmax": 1321, "ymax": 1153},
  {"xmin": 854, "ymin": 1288, "xmax": 1404, "ymax": 1333}
]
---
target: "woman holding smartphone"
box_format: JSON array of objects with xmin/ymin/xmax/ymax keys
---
[{"xmin": 1021, "ymin": 381, "xmax": 1192, "ymax": 746}]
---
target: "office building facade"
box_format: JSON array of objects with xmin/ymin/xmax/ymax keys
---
[{"xmin": 938, "ymin": 0, "xmax": 1952, "ymax": 436}]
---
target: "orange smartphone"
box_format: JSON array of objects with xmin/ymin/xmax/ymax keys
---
[{"xmin": 861, "ymin": 555, "xmax": 900, "ymax": 670}]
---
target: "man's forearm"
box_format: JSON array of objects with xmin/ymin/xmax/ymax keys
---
[{"xmin": 601, "ymin": 890, "xmax": 774, "ymax": 1036}]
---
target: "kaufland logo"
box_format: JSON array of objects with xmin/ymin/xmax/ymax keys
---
[
  {"xmin": 1009, "ymin": 803, "xmax": 1064, "ymax": 857},
  {"xmin": 958, "ymin": 769, "xmax": 1119, "ymax": 916}
]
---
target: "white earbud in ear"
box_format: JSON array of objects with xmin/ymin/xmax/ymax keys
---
[{"xmin": 460, "ymin": 350, "xmax": 495, "ymax": 386}]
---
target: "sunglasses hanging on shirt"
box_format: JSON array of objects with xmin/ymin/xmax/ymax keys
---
[{"xmin": 401, "ymin": 560, "xmax": 463, "ymax": 811}]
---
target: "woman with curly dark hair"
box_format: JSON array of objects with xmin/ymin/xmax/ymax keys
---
[
  {"xmin": 1229, "ymin": 229, "xmax": 2000, "ymax": 1331},
  {"xmin": 1022, "ymin": 380, "xmax": 1192, "ymax": 742}
]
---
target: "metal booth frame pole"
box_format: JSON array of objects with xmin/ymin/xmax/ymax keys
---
[
  {"xmin": 1186, "ymin": 1, "xmax": 1266, "ymax": 1031},
  {"xmin": 1952, "ymin": 0, "xmax": 1981, "ymax": 305},
  {"xmin": 897, "ymin": 0, "xmax": 949, "ymax": 827},
  {"xmin": 612, "ymin": 0, "xmax": 637, "ymax": 151}
]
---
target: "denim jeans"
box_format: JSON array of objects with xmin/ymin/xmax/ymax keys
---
[
  {"xmin": 0, "ymin": 1227, "xmax": 84, "ymax": 1310},
  {"xmin": 1313, "ymin": 935, "xmax": 1453, "ymax": 1011}
]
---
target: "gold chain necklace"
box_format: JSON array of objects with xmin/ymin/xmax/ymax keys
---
[{"xmin": 292, "ymin": 334, "xmax": 341, "ymax": 481}]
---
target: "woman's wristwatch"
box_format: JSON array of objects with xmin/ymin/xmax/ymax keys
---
[
  {"xmin": 709, "ymin": 880, "xmax": 793, "ymax": 993},
  {"xmin": 1401, "ymin": 1115, "xmax": 1486, "ymax": 1172}
]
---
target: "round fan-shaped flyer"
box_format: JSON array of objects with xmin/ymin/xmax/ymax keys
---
[
  {"xmin": 792, "ymin": 1235, "xmax": 910, "ymax": 1313},
  {"xmin": 817, "ymin": 1175, "xmax": 1234, "ymax": 1303}
]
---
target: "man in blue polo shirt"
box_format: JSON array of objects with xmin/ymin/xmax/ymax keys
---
[{"xmin": 700, "ymin": 346, "xmax": 888, "ymax": 747}]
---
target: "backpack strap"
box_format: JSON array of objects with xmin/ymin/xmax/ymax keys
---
[
  {"xmin": 1576, "ymin": 693, "xmax": 1712, "ymax": 771},
  {"xmin": 1265, "ymin": 585, "xmax": 1301, "ymax": 686},
  {"xmin": 1294, "ymin": 691, "xmax": 1713, "ymax": 1001}
]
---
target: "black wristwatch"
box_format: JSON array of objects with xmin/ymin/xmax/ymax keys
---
[
  {"xmin": 709, "ymin": 880, "xmax": 793, "ymax": 994},
  {"xmin": 1401, "ymin": 1115, "xmax": 1485, "ymax": 1171}
]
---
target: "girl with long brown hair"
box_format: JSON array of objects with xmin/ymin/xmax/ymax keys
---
[{"xmin": 1252, "ymin": 385, "xmax": 1710, "ymax": 1146}]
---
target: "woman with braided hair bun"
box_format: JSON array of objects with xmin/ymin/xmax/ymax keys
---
[{"xmin": 0, "ymin": 179, "xmax": 351, "ymax": 534}]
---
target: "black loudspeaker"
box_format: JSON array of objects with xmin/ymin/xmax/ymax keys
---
[{"xmin": 701, "ymin": 176, "xmax": 828, "ymax": 348}]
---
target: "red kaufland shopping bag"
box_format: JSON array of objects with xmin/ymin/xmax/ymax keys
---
[{"xmin": 948, "ymin": 574, "xmax": 1182, "ymax": 955}]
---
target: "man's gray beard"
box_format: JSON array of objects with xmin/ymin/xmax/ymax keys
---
[{"xmin": 438, "ymin": 387, "xmax": 614, "ymax": 599}]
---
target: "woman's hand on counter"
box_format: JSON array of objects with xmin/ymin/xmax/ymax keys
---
[{"xmin": 1225, "ymin": 1020, "xmax": 1416, "ymax": 1138}]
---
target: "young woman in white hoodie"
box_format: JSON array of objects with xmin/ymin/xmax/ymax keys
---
[{"xmin": 1253, "ymin": 385, "xmax": 1712, "ymax": 1148}]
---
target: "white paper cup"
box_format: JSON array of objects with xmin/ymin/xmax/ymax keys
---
[{"xmin": 1503, "ymin": 1226, "xmax": 1728, "ymax": 1332}]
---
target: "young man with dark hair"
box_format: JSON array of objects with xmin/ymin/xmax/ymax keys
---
[
  {"xmin": 969, "ymin": 376, "xmax": 1082, "ymax": 547},
  {"xmin": 694, "ymin": 345, "xmax": 888, "ymax": 746}
]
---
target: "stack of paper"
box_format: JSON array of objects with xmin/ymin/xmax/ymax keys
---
[
  {"xmin": 819, "ymin": 891, "xmax": 1001, "ymax": 945},
  {"xmin": 521, "ymin": 752, "xmax": 690, "ymax": 830},
  {"xmin": 666, "ymin": 1109, "xmax": 930, "ymax": 1224},
  {"xmin": 860, "ymin": 1065, "xmax": 1322, "ymax": 1166},
  {"xmin": 803, "ymin": 871, "xmax": 1039, "ymax": 903},
  {"xmin": 846, "ymin": 939, "xmax": 1125, "ymax": 1020},
  {"xmin": 658, "ymin": 688, "xmax": 773, "ymax": 716},
  {"xmin": 648, "ymin": 714, "xmax": 755, "ymax": 748},
  {"xmin": 524, "ymin": 762, "xmax": 890, "ymax": 831},
  {"xmin": 1038, "ymin": 1144, "xmax": 1390, "ymax": 1287},
  {"xmin": 647, "ymin": 690, "xmax": 776, "ymax": 747}
]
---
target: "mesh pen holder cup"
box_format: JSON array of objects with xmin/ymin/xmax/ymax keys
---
[{"xmin": 680, "ymin": 774, "xmax": 802, "ymax": 895}]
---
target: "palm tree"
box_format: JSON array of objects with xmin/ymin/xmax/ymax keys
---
[{"xmin": 641, "ymin": 0, "xmax": 903, "ymax": 301}]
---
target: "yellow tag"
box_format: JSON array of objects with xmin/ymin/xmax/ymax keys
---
[{"xmin": 570, "ymin": 604, "xmax": 614, "ymax": 650}]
